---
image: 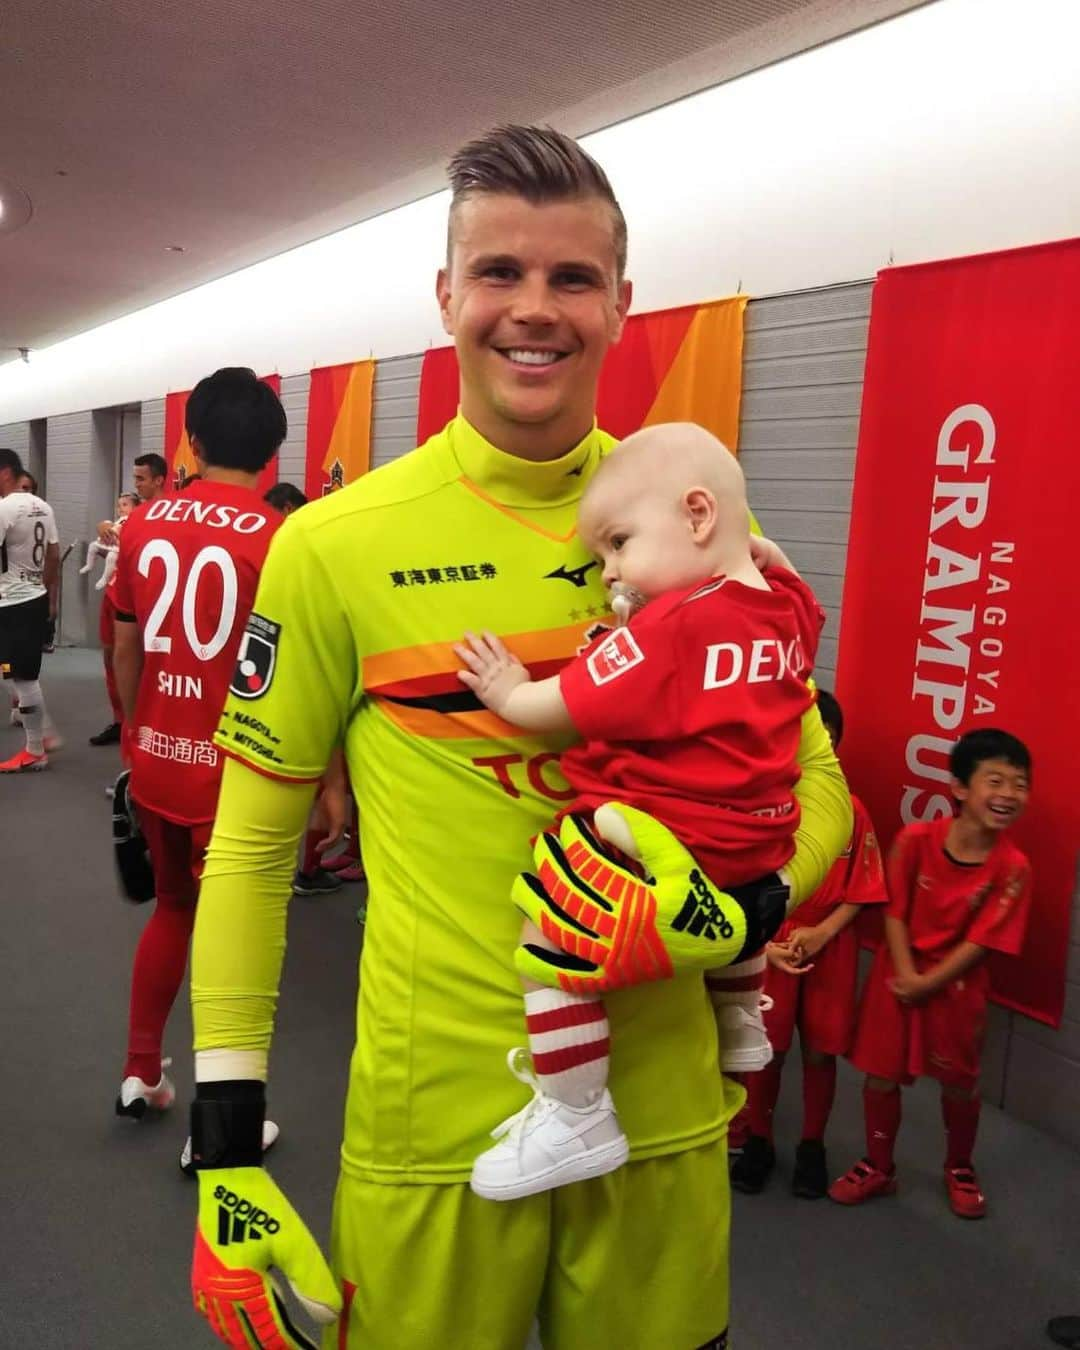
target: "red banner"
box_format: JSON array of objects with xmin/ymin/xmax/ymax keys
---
[
  {"xmin": 836, "ymin": 239, "xmax": 1080, "ymax": 1026},
  {"xmin": 416, "ymin": 346, "xmax": 459, "ymax": 445},
  {"xmin": 304, "ymin": 360, "xmax": 374, "ymax": 500},
  {"xmin": 417, "ymin": 296, "xmax": 747, "ymax": 448},
  {"xmin": 163, "ymin": 390, "xmax": 198, "ymax": 490},
  {"xmin": 164, "ymin": 374, "xmax": 281, "ymax": 496}
]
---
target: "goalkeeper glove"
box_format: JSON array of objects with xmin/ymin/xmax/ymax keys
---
[
  {"xmin": 513, "ymin": 804, "xmax": 789, "ymax": 994},
  {"xmin": 190, "ymin": 1083, "xmax": 340, "ymax": 1349},
  {"xmin": 111, "ymin": 769, "xmax": 155, "ymax": 904}
]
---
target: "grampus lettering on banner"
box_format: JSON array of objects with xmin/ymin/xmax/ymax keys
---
[{"xmin": 902, "ymin": 403, "xmax": 1015, "ymax": 823}]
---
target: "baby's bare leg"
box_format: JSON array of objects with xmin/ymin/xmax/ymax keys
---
[
  {"xmin": 97, "ymin": 548, "xmax": 118, "ymax": 590},
  {"xmin": 80, "ymin": 539, "xmax": 105, "ymax": 573},
  {"xmin": 520, "ymin": 917, "xmax": 559, "ymax": 994}
]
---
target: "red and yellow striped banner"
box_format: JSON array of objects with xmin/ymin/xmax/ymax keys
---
[
  {"xmin": 163, "ymin": 390, "xmax": 198, "ymax": 491},
  {"xmin": 417, "ymin": 295, "xmax": 747, "ymax": 449},
  {"xmin": 164, "ymin": 374, "xmax": 282, "ymax": 495},
  {"xmin": 304, "ymin": 359, "xmax": 375, "ymax": 500}
]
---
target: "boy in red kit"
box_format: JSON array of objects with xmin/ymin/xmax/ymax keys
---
[
  {"xmin": 91, "ymin": 452, "xmax": 168, "ymax": 747},
  {"xmin": 111, "ymin": 369, "xmax": 285, "ymax": 1153},
  {"xmin": 731, "ymin": 690, "xmax": 886, "ymax": 1198},
  {"xmin": 829, "ymin": 727, "xmax": 1032, "ymax": 1218}
]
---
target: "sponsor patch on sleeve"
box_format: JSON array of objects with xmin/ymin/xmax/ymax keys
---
[
  {"xmin": 586, "ymin": 628, "xmax": 644, "ymax": 686},
  {"xmin": 229, "ymin": 614, "xmax": 281, "ymax": 700}
]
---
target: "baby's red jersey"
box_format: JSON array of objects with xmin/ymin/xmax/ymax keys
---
[
  {"xmin": 111, "ymin": 483, "xmax": 279, "ymax": 825},
  {"xmin": 885, "ymin": 817, "xmax": 1032, "ymax": 962},
  {"xmin": 559, "ymin": 565, "xmax": 824, "ymax": 885}
]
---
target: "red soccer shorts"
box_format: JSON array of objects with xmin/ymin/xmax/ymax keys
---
[
  {"xmin": 849, "ymin": 947, "xmax": 988, "ymax": 1093},
  {"xmin": 139, "ymin": 806, "xmax": 213, "ymax": 908},
  {"xmin": 764, "ymin": 919, "xmax": 861, "ymax": 1057}
]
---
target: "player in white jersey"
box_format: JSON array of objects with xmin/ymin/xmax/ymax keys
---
[{"xmin": 0, "ymin": 448, "xmax": 61, "ymax": 772}]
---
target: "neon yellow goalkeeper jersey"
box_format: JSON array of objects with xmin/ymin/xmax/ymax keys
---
[{"xmin": 204, "ymin": 415, "xmax": 741, "ymax": 1184}]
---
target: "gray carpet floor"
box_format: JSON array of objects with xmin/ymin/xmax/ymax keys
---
[{"xmin": 1, "ymin": 648, "xmax": 1076, "ymax": 1350}]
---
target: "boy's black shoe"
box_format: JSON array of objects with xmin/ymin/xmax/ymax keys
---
[
  {"xmin": 792, "ymin": 1139, "xmax": 829, "ymax": 1198},
  {"xmin": 291, "ymin": 867, "xmax": 343, "ymax": 897},
  {"xmin": 1047, "ymin": 1316, "xmax": 1080, "ymax": 1349},
  {"xmin": 90, "ymin": 721, "xmax": 122, "ymax": 746},
  {"xmin": 730, "ymin": 1134, "xmax": 775, "ymax": 1194}
]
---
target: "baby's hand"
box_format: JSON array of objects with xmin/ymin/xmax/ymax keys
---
[
  {"xmin": 749, "ymin": 535, "xmax": 797, "ymax": 576},
  {"xmin": 455, "ymin": 631, "xmax": 530, "ymax": 718}
]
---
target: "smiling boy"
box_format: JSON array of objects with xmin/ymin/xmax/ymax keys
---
[{"xmin": 829, "ymin": 728, "xmax": 1032, "ymax": 1218}]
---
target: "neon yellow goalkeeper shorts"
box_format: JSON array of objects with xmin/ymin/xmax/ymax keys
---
[{"xmin": 326, "ymin": 1134, "xmax": 735, "ymax": 1349}]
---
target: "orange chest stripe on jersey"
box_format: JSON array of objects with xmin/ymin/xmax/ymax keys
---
[
  {"xmin": 362, "ymin": 622, "xmax": 600, "ymax": 690},
  {"xmin": 457, "ymin": 476, "xmax": 579, "ymax": 544},
  {"xmin": 363, "ymin": 622, "xmax": 598, "ymax": 742}
]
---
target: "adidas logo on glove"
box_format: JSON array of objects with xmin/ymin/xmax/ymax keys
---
[
  {"xmin": 213, "ymin": 1184, "xmax": 281, "ymax": 1245},
  {"xmin": 671, "ymin": 869, "xmax": 735, "ymax": 942}
]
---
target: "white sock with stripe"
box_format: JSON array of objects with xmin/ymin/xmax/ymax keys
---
[
  {"xmin": 524, "ymin": 988, "xmax": 610, "ymax": 1108},
  {"xmin": 13, "ymin": 679, "xmax": 45, "ymax": 756},
  {"xmin": 706, "ymin": 950, "xmax": 767, "ymax": 1011}
]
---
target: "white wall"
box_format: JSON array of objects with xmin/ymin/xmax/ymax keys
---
[
  {"xmin": 45, "ymin": 412, "xmax": 96, "ymax": 645},
  {"xmin": 1, "ymin": 0, "xmax": 1078, "ymax": 424},
  {"xmin": 0, "ymin": 422, "xmax": 30, "ymax": 463},
  {"xmin": 119, "ymin": 405, "xmax": 142, "ymax": 496},
  {"xmin": 28, "ymin": 420, "xmax": 47, "ymax": 492},
  {"xmin": 141, "ymin": 399, "xmax": 166, "ymax": 461},
  {"xmin": 277, "ymin": 374, "xmax": 311, "ymax": 489}
]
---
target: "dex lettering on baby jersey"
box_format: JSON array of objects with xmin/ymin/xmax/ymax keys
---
[{"xmin": 703, "ymin": 636, "xmax": 808, "ymax": 689}]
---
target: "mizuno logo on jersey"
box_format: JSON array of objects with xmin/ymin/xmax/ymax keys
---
[
  {"xmin": 230, "ymin": 613, "xmax": 280, "ymax": 700},
  {"xmin": 671, "ymin": 869, "xmax": 735, "ymax": 942},
  {"xmin": 544, "ymin": 561, "xmax": 598, "ymax": 589},
  {"xmin": 213, "ymin": 1185, "xmax": 281, "ymax": 1245}
]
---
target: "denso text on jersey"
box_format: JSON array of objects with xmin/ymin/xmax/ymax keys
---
[{"xmin": 144, "ymin": 498, "xmax": 268, "ymax": 534}]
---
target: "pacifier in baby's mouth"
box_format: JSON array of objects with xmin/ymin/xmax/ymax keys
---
[{"xmin": 610, "ymin": 582, "xmax": 648, "ymax": 626}]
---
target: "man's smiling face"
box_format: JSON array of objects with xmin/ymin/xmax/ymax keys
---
[{"xmin": 437, "ymin": 193, "xmax": 630, "ymax": 459}]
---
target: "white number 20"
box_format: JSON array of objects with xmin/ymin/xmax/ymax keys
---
[{"xmin": 138, "ymin": 540, "xmax": 238, "ymax": 662}]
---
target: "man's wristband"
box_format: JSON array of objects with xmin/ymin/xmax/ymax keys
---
[{"xmin": 190, "ymin": 1080, "xmax": 266, "ymax": 1169}]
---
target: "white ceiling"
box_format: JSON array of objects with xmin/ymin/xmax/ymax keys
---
[{"xmin": 0, "ymin": 0, "xmax": 930, "ymax": 353}]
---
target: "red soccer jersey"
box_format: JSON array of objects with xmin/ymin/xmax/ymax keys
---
[
  {"xmin": 884, "ymin": 817, "xmax": 1032, "ymax": 961},
  {"xmin": 111, "ymin": 482, "xmax": 280, "ymax": 824},
  {"xmin": 559, "ymin": 566, "xmax": 824, "ymax": 884},
  {"xmin": 790, "ymin": 795, "xmax": 887, "ymax": 927}
]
